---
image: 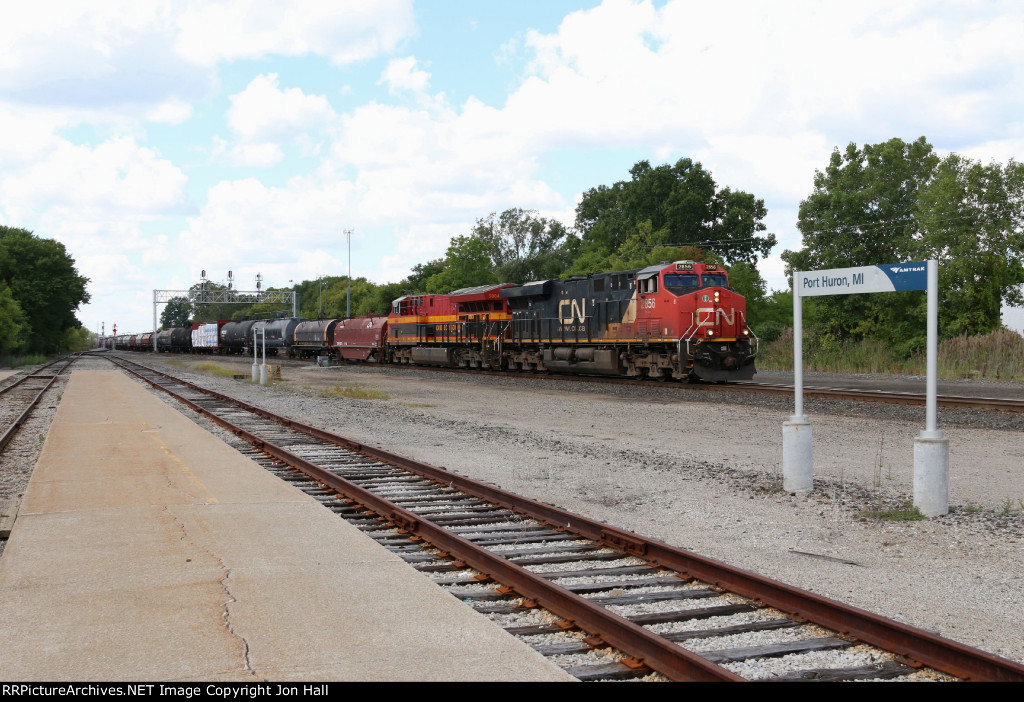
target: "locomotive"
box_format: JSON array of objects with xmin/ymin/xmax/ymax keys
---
[
  {"xmin": 385, "ymin": 260, "xmax": 756, "ymax": 382},
  {"xmin": 108, "ymin": 260, "xmax": 756, "ymax": 382}
]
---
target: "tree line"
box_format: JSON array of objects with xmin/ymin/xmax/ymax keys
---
[
  {"xmin": 154, "ymin": 136, "xmax": 1024, "ymax": 358},
  {"xmin": 0, "ymin": 226, "xmax": 91, "ymax": 355}
]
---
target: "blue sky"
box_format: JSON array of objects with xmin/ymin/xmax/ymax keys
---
[{"xmin": 1, "ymin": 0, "xmax": 1022, "ymax": 334}]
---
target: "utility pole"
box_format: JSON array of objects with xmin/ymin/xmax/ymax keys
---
[{"xmin": 344, "ymin": 229, "xmax": 354, "ymax": 318}]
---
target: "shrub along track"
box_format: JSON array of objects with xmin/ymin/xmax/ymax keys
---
[{"xmin": 105, "ymin": 354, "xmax": 1024, "ymax": 682}]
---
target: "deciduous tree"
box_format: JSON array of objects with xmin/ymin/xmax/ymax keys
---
[
  {"xmin": 575, "ymin": 158, "xmax": 775, "ymax": 265},
  {"xmin": 0, "ymin": 226, "xmax": 90, "ymax": 353}
]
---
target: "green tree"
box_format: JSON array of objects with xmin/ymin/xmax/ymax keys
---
[
  {"xmin": 405, "ymin": 259, "xmax": 446, "ymax": 292},
  {"xmin": 0, "ymin": 226, "xmax": 90, "ymax": 353},
  {"xmin": 61, "ymin": 325, "xmax": 93, "ymax": 352},
  {"xmin": 472, "ymin": 208, "xmax": 578, "ymax": 283},
  {"xmin": 918, "ymin": 154, "xmax": 1024, "ymax": 336},
  {"xmin": 0, "ymin": 283, "xmax": 29, "ymax": 353},
  {"xmin": 785, "ymin": 137, "xmax": 940, "ymax": 352},
  {"xmin": 575, "ymin": 158, "xmax": 775, "ymax": 264},
  {"xmin": 425, "ymin": 235, "xmax": 499, "ymax": 293},
  {"xmin": 160, "ymin": 296, "xmax": 192, "ymax": 328}
]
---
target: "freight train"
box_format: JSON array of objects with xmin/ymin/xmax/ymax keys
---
[{"xmin": 107, "ymin": 260, "xmax": 757, "ymax": 382}]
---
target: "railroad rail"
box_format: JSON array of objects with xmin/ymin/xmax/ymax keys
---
[
  {"xmin": 162, "ymin": 350, "xmax": 1024, "ymax": 414},
  {"xmin": 103, "ymin": 354, "xmax": 1024, "ymax": 682},
  {"xmin": 0, "ymin": 356, "xmax": 77, "ymax": 453}
]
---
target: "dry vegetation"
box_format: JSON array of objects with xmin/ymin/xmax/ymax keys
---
[{"xmin": 759, "ymin": 328, "xmax": 1024, "ymax": 381}]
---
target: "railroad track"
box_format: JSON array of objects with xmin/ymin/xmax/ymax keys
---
[
  {"xmin": 141, "ymin": 350, "xmax": 1024, "ymax": 413},
  {"xmin": 0, "ymin": 356, "xmax": 77, "ymax": 454},
  {"xmin": 105, "ymin": 354, "xmax": 1024, "ymax": 682}
]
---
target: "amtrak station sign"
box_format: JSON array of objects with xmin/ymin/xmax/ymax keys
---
[
  {"xmin": 797, "ymin": 262, "xmax": 928, "ymax": 296},
  {"xmin": 785, "ymin": 259, "xmax": 948, "ymax": 517}
]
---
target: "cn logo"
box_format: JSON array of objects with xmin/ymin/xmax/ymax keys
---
[
  {"xmin": 696, "ymin": 308, "xmax": 736, "ymax": 326},
  {"xmin": 558, "ymin": 298, "xmax": 586, "ymax": 324}
]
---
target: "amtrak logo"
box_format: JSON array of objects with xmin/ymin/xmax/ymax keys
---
[{"xmin": 890, "ymin": 265, "xmax": 925, "ymax": 274}]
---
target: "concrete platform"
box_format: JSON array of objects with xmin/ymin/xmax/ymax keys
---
[
  {"xmin": 0, "ymin": 370, "xmax": 574, "ymax": 682},
  {"xmin": 0, "ymin": 369, "xmax": 19, "ymax": 381}
]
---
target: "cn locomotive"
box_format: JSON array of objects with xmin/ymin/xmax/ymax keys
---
[
  {"xmin": 385, "ymin": 260, "xmax": 756, "ymax": 382},
  {"xmin": 108, "ymin": 260, "xmax": 757, "ymax": 382}
]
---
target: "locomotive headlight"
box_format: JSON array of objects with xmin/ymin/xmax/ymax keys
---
[
  {"xmin": 742, "ymin": 328, "xmax": 749, "ymax": 336},
  {"xmin": 706, "ymin": 329, "xmax": 714, "ymax": 337},
  {"xmin": 714, "ymin": 291, "xmax": 720, "ymax": 302}
]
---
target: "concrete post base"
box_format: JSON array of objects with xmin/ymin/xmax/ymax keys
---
[
  {"xmin": 259, "ymin": 364, "xmax": 268, "ymax": 385},
  {"xmin": 782, "ymin": 416, "xmax": 813, "ymax": 493},
  {"xmin": 251, "ymin": 363, "xmax": 259, "ymax": 382},
  {"xmin": 914, "ymin": 433, "xmax": 949, "ymax": 517}
]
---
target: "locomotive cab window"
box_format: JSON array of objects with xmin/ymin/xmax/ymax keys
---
[
  {"xmin": 701, "ymin": 273, "xmax": 729, "ymax": 289},
  {"xmin": 639, "ymin": 276, "xmax": 658, "ymax": 294},
  {"xmin": 664, "ymin": 273, "xmax": 700, "ymax": 295}
]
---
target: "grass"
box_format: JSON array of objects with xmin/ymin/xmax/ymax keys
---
[
  {"xmin": 860, "ymin": 502, "xmax": 926, "ymax": 521},
  {"xmin": 758, "ymin": 328, "xmax": 1024, "ymax": 381},
  {"xmin": 189, "ymin": 361, "xmax": 241, "ymax": 378},
  {"xmin": 320, "ymin": 385, "xmax": 390, "ymax": 400},
  {"xmin": 0, "ymin": 353, "xmax": 48, "ymax": 369}
]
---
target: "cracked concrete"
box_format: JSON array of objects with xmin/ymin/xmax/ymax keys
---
[{"xmin": 0, "ymin": 370, "xmax": 573, "ymax": 682}]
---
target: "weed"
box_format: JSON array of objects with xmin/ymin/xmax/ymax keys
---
[
  {"xmin": 961, "ymin": 502, "xmax": 983, "ymax": 514},
  {"xmin": 1001, "ymin": 498, "xmax": 1017, "ymax": 516},
  {"xmin": 860, "ymin": 502, "xmax": 926, "ymax": 521},
  {"xmin": 873, "ymin": 437, "xmax": 884, "ymax": 488},
  {"xmin": 319, "ymin": 385, "xmax": 389, "ymax": 400},
  {"xmin": 397, "ymin": 402, "xmax": 436, "ymax": 408},
  {"xmin": 758, "ymin": 327, "xmax": 1024, "ymax": 381},
  {"xmin": 190, "ymin": 361, "xmax": 239, "ymax": 378}
]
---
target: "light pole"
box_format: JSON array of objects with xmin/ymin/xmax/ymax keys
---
[{"xmin": 344, "ymin": 229, "xmax": 353, "ymax": 318}]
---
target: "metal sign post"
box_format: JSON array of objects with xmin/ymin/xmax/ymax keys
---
[
  {"xmin": 787, "ymin": 260, "xmax": 948, "ymax": 515},
  {"xmin": 252, "ymin": 329, "xmax": 259, "ymax": 382},
  {"xmin": 260, "ymin": 327, "xmax": 268, "ymax": 385}
]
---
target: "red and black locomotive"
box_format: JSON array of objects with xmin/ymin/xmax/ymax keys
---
[{"xmin": 382, "ymin": 260, "xmax": 756, "ymax": 382}]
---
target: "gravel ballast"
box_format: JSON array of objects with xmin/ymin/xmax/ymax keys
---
[{"xmin": 3, "ymin": 354, "xmax": 1023, "ymax": 668}]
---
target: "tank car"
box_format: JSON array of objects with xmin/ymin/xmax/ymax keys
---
[
  {"xmin": 156, "ymin": 327, "xmax": 192, "ymax": 353},
  {"xmin": 291, "ymin": 319, "xmax": 341, "ymax": 358},
  {"xmin": 251, "ymin": 317, "xmax": 306, "ymax": 356},
  {"xmin": 220, "ymin": 320, "xmax": 260, "ymax": 354}
]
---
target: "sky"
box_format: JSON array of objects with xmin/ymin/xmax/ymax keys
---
[{"xmin": 1, "ymin": 0, "xmax": 1023, "ymax": 335}]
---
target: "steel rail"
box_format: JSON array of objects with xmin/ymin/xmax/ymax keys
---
[
  {"xmin": 130, "ymin": 350, "xmax": 1024, "ymax": 413},
  {"xmin": 0, "ymin": 357, "xmax": 74, "ymax": 452},
  {"xmin": 727, "ymin": 381, "xmax": 1024, "ymax": 413},
  {"xmin": 107, "ymin": 355, "xmax": 1024, "ymax": 682}
]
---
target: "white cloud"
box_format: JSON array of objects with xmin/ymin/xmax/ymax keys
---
[
  {"xmin": 379, "ymin": 57, "xmax": 431, "ymax": 95},
  {"xmin": 210, "ymin": 137, "xmax": 284, "ymax": 168},
  {"xmin": 0, "ymin": 1, "xmax": 414, "ymax": 116},
  {"xmin": 173, "ymin": 0, "xmax": 415, "ymax": 67},
  {"xmin": 227, "ymin": 73, "xmax": 336, "ymax": 142},
  {"xmin": 146, "ymin": 100, "xmax": 193, "ymax": 124}
]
